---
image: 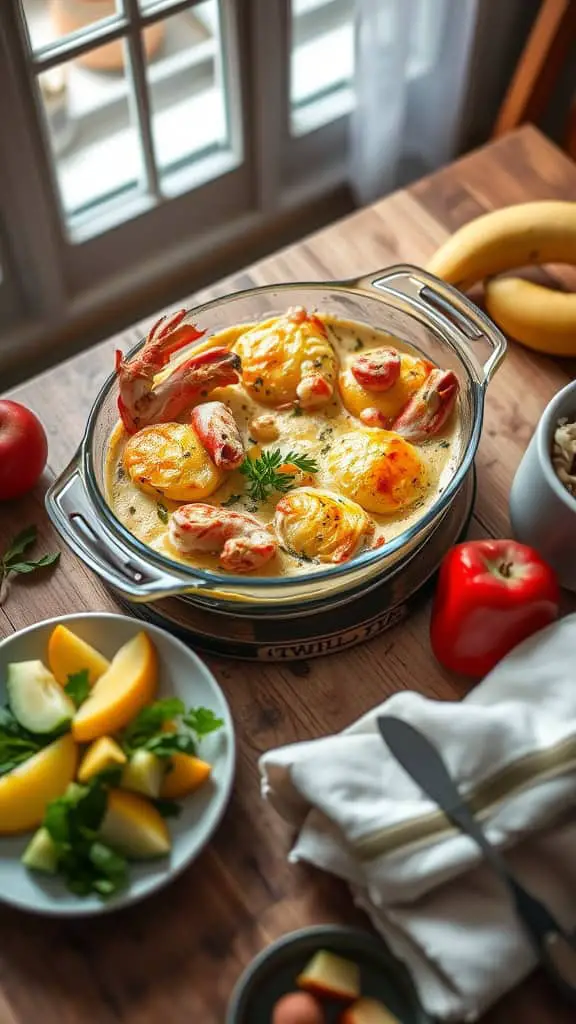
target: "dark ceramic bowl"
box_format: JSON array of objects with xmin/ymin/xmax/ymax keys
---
[{"xmin": 226, "ymin": 925, "xmax": 432, "ymax": 1023}]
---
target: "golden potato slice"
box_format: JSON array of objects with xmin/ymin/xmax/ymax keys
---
[
  {"xmin": 123, "ymin": 422, "xmax": 223, "ymax": 501},
  {"xmin": 339, "ymin": 353, "xmax": 431, "ymax": 422},
  {"xmin": 275, "ymin": 488, "xmax": 375, "ymax": 563},
  {"xmin": 327, "ymin": 429, "xmax": 427, "ymax": 515},
  {"xmin": 233, "ymin": 309, "xmax": 338, "ymax": 407}
]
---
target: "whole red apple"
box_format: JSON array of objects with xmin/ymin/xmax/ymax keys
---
[{"xmin": 0, "ymin": 400, "xmax": 48, "ymax": 500}]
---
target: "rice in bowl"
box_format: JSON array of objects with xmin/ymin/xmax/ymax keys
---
[{"xmin": 552, "ymin": 416, "xmax": 576, "ymax": 498}]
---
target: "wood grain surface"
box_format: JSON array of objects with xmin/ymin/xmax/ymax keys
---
[{"xmin": 1, "ymin": 125, "xmax": 576, "ymax": 1024}]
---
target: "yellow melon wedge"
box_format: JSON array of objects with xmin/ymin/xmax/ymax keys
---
[
  {"xmin": 48, "ymin": 625, "xmax": 110, "ymax": 686},
  {"xmin": 160, "ymin": 753, "xmax": 212, "ymax": 799},
  {"xmin": 0, "ymin": 734, "xmax": 78, "ymax": 835},
  {"xmin": 78, "ymin": 736, "xmax": 127, "ymax": 783},
  {"xmin": 100, "ymin": 789, "xmax": 171, "ymax": 859},
  {"xmin": 72, "ymin": 632, "xmax": 158, "ymax": 743}
]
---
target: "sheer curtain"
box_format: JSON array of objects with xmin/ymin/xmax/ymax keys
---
[{"xmin": 350, "ymin": 0, "xmax": 480, "ymax": 204}]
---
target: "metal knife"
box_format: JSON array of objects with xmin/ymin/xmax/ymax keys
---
[{"xmin": 377, "ymin": 714, "xmax": 576, "ymax": 1005}]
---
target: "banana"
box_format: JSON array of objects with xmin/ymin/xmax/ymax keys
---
[
  {"xmin": 485, "ymin": 277, "xmax": 576, "ymax": 357},
  {"xmin": 427, "ymin": 201, "xmax": 576, "ymax": 290}
]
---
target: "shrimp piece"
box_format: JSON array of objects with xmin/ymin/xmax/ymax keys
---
[
  {"xmin": 392, "ymin": 369, "xmax": 459, "ymax": 442},
  {"xmin": 339, "ymin": 352, "xmax": 431, "ymax": 425},
  {"xmin": 275, "ymin": 488, "xmax": 375, "ymax": 563},
  {"xmin": 191, "ymin": 401, "xmax": 245, "ymax": 470},
  {"xmin": 351, "ymin": 347, "xmax": 401, "ymax": 392},
  {"xmin": 327, "ymin": 429, "xmax": 427, "ymax": 515},
  {"xmin": 116, "ymin": 309, "xmax": 241, "ymax": 433},
  {"xmin": 233, "ymin": 306, "xmax": 337, "ymax": 409},
  {"xmin": 250, "ymin": 414, "xmax": 280, "ymax": 443},
  {"xmin": 169, "ymin": 504, "xmax": 277, "ymax": 573}
]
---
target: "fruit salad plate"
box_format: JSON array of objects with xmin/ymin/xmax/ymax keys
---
[{"xmin": 0, "ymin": 613, "xmax": 235, "ymax": 916}]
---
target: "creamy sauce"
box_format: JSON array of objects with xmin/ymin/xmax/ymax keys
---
[{"xmin": 105, "ymin": 316, "xmax": 460, "ymax": 576}]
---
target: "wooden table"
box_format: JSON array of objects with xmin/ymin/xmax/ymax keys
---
[{"xmin": 1, "ymin": 125, "xmax": 576, "ymax": 1024}]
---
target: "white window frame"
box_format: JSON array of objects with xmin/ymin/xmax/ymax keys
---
[{"xmin": 0, "ymin": 0, "xmax": 353, "ymax": 377}]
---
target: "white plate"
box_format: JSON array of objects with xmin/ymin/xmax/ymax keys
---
[{"xmin": 0, "ymin": 612, "xmax": 235, "ymax": 916}]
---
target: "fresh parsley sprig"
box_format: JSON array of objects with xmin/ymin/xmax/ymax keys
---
[
  {"xmin": 0, "ymin": 707, "xmax": 43, "ymax": 777},
  {"xmin": 121, "ymin": 697, "xmax": 223, "ymax": 759},
  {"xmin": 0, "ymin": 526, "xmax": 59, "ymax": 604},
  {"xmin": 64, "ymin": 669, "xmax": 91, "ymax": 709},
  {"xmin": 239, "ymin": 449, "xmax": 318, "ymax": 504},
  {"xmin": 43, "ymin": 778, "xmax": 128, "ymax": 898}
]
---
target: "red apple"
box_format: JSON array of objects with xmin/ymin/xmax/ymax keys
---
[{"xmin": 0, "ymin": 400, "xmax": 48, "ymax": 500}]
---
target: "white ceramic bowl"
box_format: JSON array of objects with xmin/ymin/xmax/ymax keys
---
[
  {"xmin": 0, "ymin": 613, "xmax": 235, "ymax": 916},
  {"xmin": 510, "ymin": 380, "xmax": 576, "ymax": 591}
]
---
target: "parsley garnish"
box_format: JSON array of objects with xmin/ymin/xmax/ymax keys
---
[
  {"xmin": 156, "ymin": 501, "xmax": 169, "ymax": 524},
  {"xmin": 0, "ymin": 707, "xmax": 43, "ymax": 777},
  {"xmin": 42, "ymin": 778, "xmax": 129, "ymax": 899},
  {"xmin": 221, "ymin": 493, "xmax": 241, "ymax": 507},
  {"xmin": 64, "ymin": 669, "xmax": 91, "ymax": 708},
  {"xmin": 0, "ymin": 526, "xmax": 59, "ymax": 604},
  {"xmin": 121, "ymin": 698, "xmax": 223, "ymax": 758},
  {"xmin": 239, "ymin": 449, "xmax": 319, "ymax": 503}
]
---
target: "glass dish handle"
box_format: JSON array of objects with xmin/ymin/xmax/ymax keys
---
[
  {"xmin": 44, "ymin": 456, "xmax": 208, "ymax": 603},
  {"xmin": 355, "ymin": 263, "xmax": 506, "ymax": 383}
]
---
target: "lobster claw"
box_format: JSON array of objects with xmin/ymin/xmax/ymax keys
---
[{"xmin": 392, "ymin": 369, "xmax": 459, "ymax": 442}]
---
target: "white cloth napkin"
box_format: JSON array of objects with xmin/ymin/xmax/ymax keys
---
[{"xmin": 259, "ymin": 614, "xmax": 576, "ymax": 1021}]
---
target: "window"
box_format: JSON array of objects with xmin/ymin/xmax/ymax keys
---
[{"xmin": 0, "ymin": 1, "xmax": 354, "ymax": 373}]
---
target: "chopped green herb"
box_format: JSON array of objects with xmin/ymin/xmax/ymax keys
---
[
  {"xmin": 121, "ymin": 697, "xmax": 223, "ymax": 758},
  {"xmin": 239, "ymin": 449, "xmax": 319, "ymax": 504},
  {"xmin": 221, "ymin": 493, "xmax": 242, "ymax": 507},
  {"xmin": 42, "ymin": 778, "xmax": 129, "ymax": 899},
  {"xmin": 290, "ymin": 406, "xmax": 303, "ymax": 417},
  {"xmin": 156, "ymin": 501, "xmax": 169, "ymax": 524},
  {"xmin": 0, "ymin": 706, "xmax": 43, "ymax": 777},
  {"xmin": 122, "ymin": 697, "xmax": 185, "ymax": 753},
  {"xmin": 153, "ymin": 799, "xmax": 183, "ymax": 819},
  {"xmin": 64, "ymin": 669, "xmax": 91, "ymax": 709},
  {"xmin": 128, "ymin": 505, "xmax": 136, "ymax": 515},
  {"xmin": 353, "ymin": 337, "xmax": 364, "ymax": 351},
  {"xmin": 183, "ymin": 706, "xmax": 224, "ymax": 738},
  {"xmin": 438, "ymin": 439, "xmax": 450, "ymax": 449}
]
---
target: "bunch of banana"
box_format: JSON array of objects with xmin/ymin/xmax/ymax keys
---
[{"xmin": 427, "ymin": 201, "xmax": 576, "ymax": 356}]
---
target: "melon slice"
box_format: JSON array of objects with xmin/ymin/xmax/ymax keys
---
[
  {"xmin": 78, "ymin": 736, "xmax": 127, "ymax": 783},
  {"xmin": 121, "ymin": 750, "xmax": 164, "ymax": 799},
  {"xmin": 72, "ymin": 632, "xmax": 158, "ymax": 743},
  {"xmin": 297, "ymin": 950, "xmax": 360, "ymax": 1001},
  {"xmin": 159, "ymin": 753, "xmax": 211, "ymax": 799},
  {"xmin": 48, "ymin": 625, "xmax": 110, "ymax": 686},
  {"xmin": 99, "ymin": 789, "xmax": 171, "ymax": 859},
  {"xmin": 0, "ymin": 734, "xmax": 78, "ymax": 835},
  {"xmin": 340, "ymin": 998, "xmax": 400, "ymax": 1024}
]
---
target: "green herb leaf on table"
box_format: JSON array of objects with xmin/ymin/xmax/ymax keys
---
[
  {"xmin": 64, "ymin": 669, "xmax": 91, "ymax": 708},
  {"xmin": 239, "ymin": 449, "xmax": 319, "ymax": 503},
  {"xmin": 0, "ymin": 526, "xmax": 60, "ymax": 605},
  {"xmin": 2, "ymin": 526, "xmax": 38, "ymax": 563}
]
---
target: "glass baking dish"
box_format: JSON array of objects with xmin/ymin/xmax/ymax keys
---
[{"xmin": 46, "ymin": 265, "xmax": 506, "ymax": 609}]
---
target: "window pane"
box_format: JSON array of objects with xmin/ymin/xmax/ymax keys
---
[
  {"xmin": 22, "ymin": 0, "xmax": 123, "ymax": 55},
  {"xmin": 290, "ymin": 0, "xmax": 354, "ymax": 134},
  {"xmin": 38, "ymin": 40, "xmax": 143, "ymax": 218},
  {"xmin": 145, "ymin": 1, "xmax": 229, "ymax": 179}
]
